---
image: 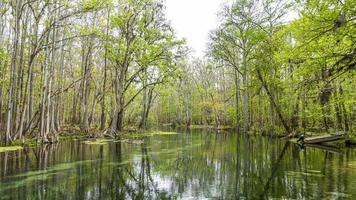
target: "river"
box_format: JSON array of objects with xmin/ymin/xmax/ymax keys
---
[{"xmin": 0, "ymin": 129, "xmax": 355, "ymax": 199}]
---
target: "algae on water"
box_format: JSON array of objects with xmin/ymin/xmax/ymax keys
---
[
  {"xmin": 0, "ymin": 146, "xmax": 23, "ymax": 153},
  {"xmin": 82, "ymin": 131, "xmax": 178, "ymax": 145},
  {"xmin": 140, "ymin": 131, "xmax": 179, "ymax": 137},
  {"xmin": 125, "ymin": 131, "xmax": 178, "ymax": 139},
  {"xmin": 0, "ymin": 160, "xmax": 96, "ymax": 193},
  {"xmin": 151, "ymin": 131, "xmax": 179, "ymax": 135},
  {"xmin": 83, "ymin": 139, "xmax": 115, "ymax": 145}
]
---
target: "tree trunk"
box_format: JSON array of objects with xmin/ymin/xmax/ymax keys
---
[
  {"xmin": 139, "ymin": 85, "xmax": 148, "ymax": 129},
  {"xmin": 257, "ymin": 69, "xmax": 291, "ymax": 134},
  {"xmin": 56, "ymin": 27, "xmax": 66, "ymax": 130},
  {"xmin": 234, "ymin": 68, "xmax": 240, "ymax": 130},
  {"xmin": 109, "ymin": 67, "xmax": 126, "ymax": 135},
  {"xmin": 100, "ymin": 8, "xmax": 110, "ymax": 130},
  {"xmin": 40, "ymin": 34, "xmax": 50, "ymax": 142},
  {"xmin": 334, "ymin": 85, "xmax": 343, "ymax": 130},
  {"xmin": 320, "ymin": 83, "xmax": 332, "ymax": 133},
  {"xmin": 82, "ymin": 43, "xmax": 92, "ymax": 132},
  {"xmin": 242, "ymin": 54, "xmax": 249, "ymax": 135},
  {"xmin": 339, "ymin": 85, "xmax": 349, "ymax": 131},
  {"xmin": 6, "ymin": 0, "xmax": 23, "ymax": 143}
]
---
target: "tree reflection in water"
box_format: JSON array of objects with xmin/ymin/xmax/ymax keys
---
[{"xmin": 0, "ymin": 130, "xmax": 356, "ymax": 199}]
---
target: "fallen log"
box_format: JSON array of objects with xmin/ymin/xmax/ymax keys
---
[{"xmin": 304, "ymin": 132, "xmax": 346, "ymax": 144}]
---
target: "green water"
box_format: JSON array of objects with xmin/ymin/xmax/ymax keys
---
[{"xmin": 0, "ymin": 129, "xmax": 356, "ymax": 199}]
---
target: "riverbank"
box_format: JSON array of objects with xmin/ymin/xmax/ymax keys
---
[
  {"xmin": 0, "ymin": 125, "xmax": 180, "ymax": 151},
  {"xmin": 1, "ymin": 125, "xmax": 355, "ymax": 151}
]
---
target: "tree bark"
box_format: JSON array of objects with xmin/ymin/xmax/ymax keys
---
[
  {"xmin": 257, "ymin": 69, "xmax": 292, "ymax": 134},
  {"xmin": 234, "ymin": 68, "xmax": 240, "ymax": 130},
  {"xmin": 100, "ymin": 8, "xmax": 110, "ymax": 130},
  {"xmin": 6, "ymin": 0, "xmax": 23, "ymax": 143},
  {"xmin": 242, "ymin": 53, "xmax": 249, "ymax": 135}
]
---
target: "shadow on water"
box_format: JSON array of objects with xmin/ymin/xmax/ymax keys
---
[{"xmin": 0, "ymin": 129, "xmax": 356, "ymax": 199}]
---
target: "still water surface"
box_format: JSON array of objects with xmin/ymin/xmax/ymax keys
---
[{"xmin": 0, "ymin": 129, "xmax": 356, "ymax": 199}]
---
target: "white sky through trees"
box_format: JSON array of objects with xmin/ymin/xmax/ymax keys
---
[
  {"xmin": 165, "ymin": 0, "xmax": 224, "ymax": 58},
  {"xmin": 165, "ymin": 0, "xmax": 298, "ymax": 58}
]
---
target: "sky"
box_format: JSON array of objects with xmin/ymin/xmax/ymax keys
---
[{"xmin": 165, "ymin": 0, "xmax": 224, "ymax": 58}]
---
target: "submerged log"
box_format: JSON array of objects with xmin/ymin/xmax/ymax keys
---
[
  {"xmin": 305, "ymin": 143, "xmax": 342, "ymax": 154},
  {"xmin": 304, "ymin": 132, "xmax": 346, "ymax": 144}
]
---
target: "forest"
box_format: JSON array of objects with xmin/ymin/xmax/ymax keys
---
[
  {"xmin": 0, "ymin": 0, "xmax": 356, "ymax": 199},
  {"xmin": 0, "ymin": 0, "xmax": 355, "ymax": 143}
]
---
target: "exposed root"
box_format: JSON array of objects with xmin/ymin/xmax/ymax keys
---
[{"xmin": 103, "ymin": 129, "xmax": 117, "ymax": 139}]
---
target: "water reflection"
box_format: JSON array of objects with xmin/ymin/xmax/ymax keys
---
[{"xmin": 0, "ymin": 130, "xmax": 356, "ymax": 199}]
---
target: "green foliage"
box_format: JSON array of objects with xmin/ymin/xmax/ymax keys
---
[
  {"xmin": 0, "ymin": 48, "xmax": 7, "ymax": 86},
  {"xmin": 81, "ymin": 0, "xmax": 111, "ymax": 11},
  {"xmin": 155, "ymin": 0, "xmax": 356, "ymax": 134}
]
